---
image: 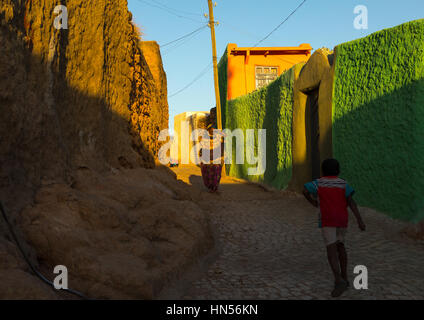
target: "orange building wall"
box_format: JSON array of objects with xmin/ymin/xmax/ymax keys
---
[{"xmin": 226, "ymin": 43, "xmax": 312, "ymax": 100}]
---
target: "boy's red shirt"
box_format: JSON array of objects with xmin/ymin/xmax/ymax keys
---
[{"xmin": 304, "ymin": 176, "xmax": 355, "ymax": 228}]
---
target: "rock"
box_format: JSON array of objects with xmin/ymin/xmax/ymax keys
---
[
  {"xmin": 0, "ymin": 269, "xmax": 59, "ymax": 300},
  {"xmin": 139, "ymin": 41, "xmax": 169, "ymax": 139},
  {"xmin": 0, "ymin": 240, "xmax": 59, "ymax": 299},
  {"xmin": 17, "ymin": 167, "xmax": 213, "ymax": 299},
  {"xmin": 0, "ymin": 0, "xmax": 169, "ymax": 201}
]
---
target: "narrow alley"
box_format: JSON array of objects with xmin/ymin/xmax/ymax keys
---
[{"xmin": 171, "ymin": 165, "xmax": 424, "ymax": 300}]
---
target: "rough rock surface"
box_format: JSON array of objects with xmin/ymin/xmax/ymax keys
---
[
  {"xmin": 0, "ymin": 0, "xmax": 212, "ymax": 299},
  {"xmin": 17, "ymin": 167, "xmax": 213, "ymax": 299},
  {"xmin": 139, "ymin": 41, "xmax": 169, "ymax": 142},
  {"xmin": 0, "ymin": 0, "xmax": 170, "ymax": 192}
]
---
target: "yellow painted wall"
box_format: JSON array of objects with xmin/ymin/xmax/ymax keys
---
[
  {"xmin": 173, "ymin": 112, "xmax": 186, "ymax": 163},
  {"xmin": 173, "ymin": 111, "xmax": 210, "ymax": 164},
  {"xmin": 318, "ymin": 58, "xmax": 335, "ymax": 165},
  {"xmin": 288, "ymin": 63, "xmax": 309, "ymax": 191}
]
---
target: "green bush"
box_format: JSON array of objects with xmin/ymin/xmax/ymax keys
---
[
  {"xmin": 222, "ymin": 66, "xmax": 296, "ymax": 189},
  {"xmin": 332, "ymin": 19, "xmax": 424, "ymax": 222}
]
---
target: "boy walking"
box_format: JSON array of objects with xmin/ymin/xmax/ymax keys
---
[{"xmin": 303, "ymin": 158, "xmax": 366, "ymax": 297}]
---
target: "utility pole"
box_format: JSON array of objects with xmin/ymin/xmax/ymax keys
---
[{"xmin": 207, "ymin": 0, "xmax": 222, "ymax": 130}]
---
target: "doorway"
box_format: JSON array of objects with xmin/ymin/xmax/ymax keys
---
[{"xmin": 306, "ymin": 89, "xmax": 321, "ymax": 180}]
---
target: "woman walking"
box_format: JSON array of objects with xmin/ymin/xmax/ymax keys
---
[{"xmin": 199, "ymin": 124, "xmax": 225, "ymax": 193}]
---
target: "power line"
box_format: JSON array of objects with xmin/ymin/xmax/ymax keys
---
[
  {"xmin": 132, "ymin": 1, "xmax": 208, "ymax": 53},
  {"xmin": 165, "ymin": 1, "xmax": 309, "ymax": 100},
  {"xmin": 162, "ymin": 31, "xmax": 205, "ymax": 56},
  {"xmin": 150, "ymin": 0, "xmax": 201, "ymax": 16},
  {"xmin": 135, "ymin": 0, "xmax": 204, "ymax": 23},
  {"xmin": 252, "ymin": 0, "xmax": 307, "ymax": 48},
  {"xmin": 132, "ymin": 0, "xmax": 212, "ymax": 98},
  {"xmin": 161, "ymin": 25, "xmax": 208, "ymax": 48},
  {"xmin": 162, "ymin": 28, "xmax": 207, "ymax": 56},
  {"xmin": 168, "ymin": 62, "xmax": 213, "ymax": 98}
]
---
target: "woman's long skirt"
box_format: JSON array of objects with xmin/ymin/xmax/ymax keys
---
[{"xmin": 200, "ymin": 163, "xmax": 222, "ymax": 192}]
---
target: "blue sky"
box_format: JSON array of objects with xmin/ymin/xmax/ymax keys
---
[{"xmin": 127, "ymin": 0, "xmax": 423, "ymax": 132}]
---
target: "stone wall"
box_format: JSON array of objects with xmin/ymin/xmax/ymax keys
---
[
  {"xmin": 0, "ymin": 0, "xmax": 213, "ymax": 299},
  {"xmin": 0, "ymin": 0, "xmax": 169, "ymax": 209}
]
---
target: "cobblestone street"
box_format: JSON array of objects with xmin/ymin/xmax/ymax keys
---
[{"xmin": 172, "ymin": 166, "xmax": 424, "ymax": 300}]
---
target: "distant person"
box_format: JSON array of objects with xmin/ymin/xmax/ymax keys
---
[
  {"xmin": 303, "ymin": 158, "xmax": 366, "ymax": 298},
  {"xmin": 199, "ymin": 125, "xmax": 224, "ymax": 193},
  {"xmin": 169, "ymin": 158, "xmax": 179, "ymax": 168}
]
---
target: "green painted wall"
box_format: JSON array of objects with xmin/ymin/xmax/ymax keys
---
[
  {"xmin": 223, "ymin": 66, "xmax": 296, "ymax": 189},
  {"xmin": 217, "ymin": 48, "xmax": 228, "ymax": 128},
  {"xmin": 332, "ymin": 19, "xmax": 424, "ymax": 222}
]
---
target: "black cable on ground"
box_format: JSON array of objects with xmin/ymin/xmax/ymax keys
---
[{"xmin": 0, "ymin": 201, "xmax": 90, "ymax": 300}]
